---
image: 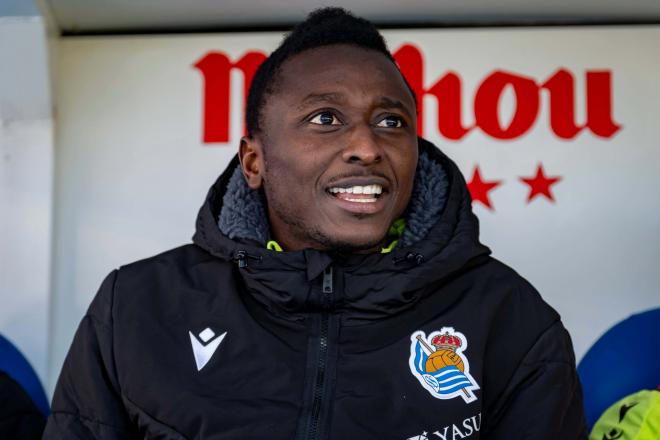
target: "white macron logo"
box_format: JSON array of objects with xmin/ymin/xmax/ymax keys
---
[{"xmin": 189, "ymin": 327, "xmax": 227, "ymax": 371}]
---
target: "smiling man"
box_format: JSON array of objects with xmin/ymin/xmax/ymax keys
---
[{"xmin": 45, "ymin": 8, "xmax": 587, "ymax": 440}]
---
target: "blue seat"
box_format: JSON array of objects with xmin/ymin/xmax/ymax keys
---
[
  {"xmin": 578, "ymin": 307, "xmax": 660, "ymax": 428},
  {"xmin": 0, "ymin": 333, "xmax": 49, "ymax": 416}
]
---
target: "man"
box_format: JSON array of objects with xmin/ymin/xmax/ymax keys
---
[{"xmin": 44, "ymin": 8, "xmax": 587, "ymax": 439}]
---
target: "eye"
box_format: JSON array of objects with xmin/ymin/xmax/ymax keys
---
[
  {"xmin": 376, "ymin": 115, "xmax": 404, "ymax": 128},
  {"xmin": 309, "ymin": 112, "xmax": 341, "ymax": 125}
]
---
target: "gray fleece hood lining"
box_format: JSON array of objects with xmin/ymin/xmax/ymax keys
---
[{"xmin": 217, "ymin": 150, "xmax": 449, "ymax": 250}]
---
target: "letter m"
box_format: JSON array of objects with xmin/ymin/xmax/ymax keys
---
[{"xmin": 193, "ymin": 51, "xmax": 266, "ymax": 143}]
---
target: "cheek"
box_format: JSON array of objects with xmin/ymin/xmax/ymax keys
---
[
  {"xmin": 263, "ymin": 151, "xmax": 322, "ymax": 205},
  {"xmin": 392, "ymin": 151, "xmax": 418, "ymax": 209},
  {"xmin": 390, "ymin": 146, "xmax": 418, "ymax": 182}
]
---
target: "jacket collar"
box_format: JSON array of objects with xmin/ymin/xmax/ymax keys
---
[
  {"xmin": 192, "ymin": 138, "xmax": 491, "ymax": 324},
  {"xmin": 217, "ymin": 146, "xmax": 448, "ymax": 249}
]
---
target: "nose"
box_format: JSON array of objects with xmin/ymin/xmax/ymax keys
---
[{"xmin": 341, "ymin": 123, "xmax": 382, "ymax": 165}]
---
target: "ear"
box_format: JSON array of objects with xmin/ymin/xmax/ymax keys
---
[{"xmin": 239, "ymin": 135, "xmax": 265, "ymax": 190}]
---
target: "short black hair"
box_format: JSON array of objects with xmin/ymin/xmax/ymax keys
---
[{"xmin": 245, "ymin": 7, "xmax": 411, "ymax": 137}]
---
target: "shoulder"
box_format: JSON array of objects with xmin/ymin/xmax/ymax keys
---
[
  {"xmin": 90, "ymin": 244, "xmax": 241, "ymax": 368},
  {"xmin": 471, "ymin": 256, "xmax": 559, "ymax": 322},
  {"xmin": 481, "ymin": 257, "xmax": 561, "ymax": 350},
  {"xmin": 118, "ymin": 243, "xmax": 217, "ymax": 278},
  {"xmin": 101, "ymin": 244, "xmax": 237, "ymax": 317},
  {"xmin": 113, "ymin": 243, "xmax": 232, "ymax": 289},
  {"xmin": 470, "ymin": 257, "xmax": 577, "ymax": 392}
]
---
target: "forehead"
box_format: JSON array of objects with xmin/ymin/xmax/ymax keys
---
[{"xmin": 271, "ymin": 44, "xmax": 414, "ymax": 107}]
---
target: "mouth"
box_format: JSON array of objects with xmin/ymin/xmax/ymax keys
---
[
  {"xmin": 325, "ymin": 179, "xmax": 390, "ymax": 215},
  {"xmin": 328, "ymin": 184, "xmax": 383, "ymax": 203}
]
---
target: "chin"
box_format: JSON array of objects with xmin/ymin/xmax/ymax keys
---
[{"xmin": 313, "ymin": 227, "xmax": 387, "ymax": 253}]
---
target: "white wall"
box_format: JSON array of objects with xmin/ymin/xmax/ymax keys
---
[{"xmin": 0, "ymin": 16, "xmax": 54, "ymax": 389}]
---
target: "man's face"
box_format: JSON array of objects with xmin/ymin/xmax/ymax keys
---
[{"xmin": 241, "ymin": 44, "xmax": 418, "ymax": 252}]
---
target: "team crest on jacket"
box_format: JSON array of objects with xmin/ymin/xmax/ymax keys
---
[{"xmin": 409, "ymin": 327, "xmax": 479, "ymax": 403}]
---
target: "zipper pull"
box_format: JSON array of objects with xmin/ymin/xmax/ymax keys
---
[
  {"xmin": 322, "ymin": 266, "xmax": 333, "ymax": 293},
  {"xmin": 320, "ymin": 266, "xmax": 334, "ymax": 311},
  {"xmin": 234, "ymin": 250, "xmax": 262, "ymax": 268}
]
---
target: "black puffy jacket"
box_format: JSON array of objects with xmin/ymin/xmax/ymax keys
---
[{"xmin": 44, "ymin": 139, "xmax": 587, "ymax": 439}]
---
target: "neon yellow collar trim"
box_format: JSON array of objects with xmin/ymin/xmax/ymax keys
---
[
  {"xmin": 266, "ymin": 240, "xmax": 283, "ymax": 252},
  {"xmin": 266, "ymin": 218, "xmax": 405, "ymax": 254}
]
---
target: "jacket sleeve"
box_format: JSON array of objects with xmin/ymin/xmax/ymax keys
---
[
  {"xmin": 43, "ymin": 270, "xmax": 137, "ymax": 439},
  {"xmin": 483, "ymin": 320, "xmax": 588, "ymax": 439}
]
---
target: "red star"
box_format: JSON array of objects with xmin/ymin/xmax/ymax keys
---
[
  {"xmin": 466, "ymin": 166, "xmax": 502, "ymax": 211},
  {"xmin": 519, "ymin": 164, "xmax": 562, "ymax": 203}
]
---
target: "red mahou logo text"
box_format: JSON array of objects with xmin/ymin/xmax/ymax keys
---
[{"xmin": 193, "ymin": 44, "xmax": 621, "ymax": 144}]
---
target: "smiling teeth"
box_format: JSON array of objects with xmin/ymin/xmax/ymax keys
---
[
  {"xmin": 329, "ymin": 185, "xmax": 383, "ymax": 195},
  {"xmin": 346, "ymin": 198, "xmax": 377, "ymax": 203}
]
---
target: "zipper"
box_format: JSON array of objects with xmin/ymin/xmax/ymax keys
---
[
  {"xmin": 305, "ymin": 266, "xmax": 334, "ymax": 440},
  {"xmin": 393, "ymin": 251, "xmax": 425, "ymax": 265},
  {"xmin": 233, "ymin": 250, "xmax": 262, "ymax": 268}
]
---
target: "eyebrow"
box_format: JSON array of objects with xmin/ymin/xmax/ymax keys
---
[
  {"xmin": 296, "ymin": 93, "xmax": 414, "ymax": 117},
  {"xmin": 376, "ymin": 97, "xmax": 415, "ymax": 120},
  {"xmin": 377, "ymin": 97, "xmax": 410, "ymax": 114},
  {"xmin": 297, "ymin": 93, "xmax": 347, "ymax": 110}
]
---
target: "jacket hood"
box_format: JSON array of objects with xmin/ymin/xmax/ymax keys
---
[{"xmin": 192, "ymin": 137, "xmax": 491, "ymax": 324}]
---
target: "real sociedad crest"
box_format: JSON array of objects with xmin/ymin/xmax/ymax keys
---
[{"xmin": 409, "ymin": 327, "xmax": 479, "ymax": 404}]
